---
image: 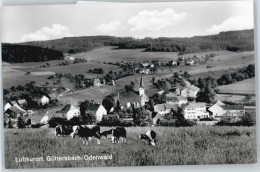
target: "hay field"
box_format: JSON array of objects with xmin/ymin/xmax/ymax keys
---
[{"xmin": 4, "ymin": 126, "xmax": 257, "ymax": 169}]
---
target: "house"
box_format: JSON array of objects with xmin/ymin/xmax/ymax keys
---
[
  {"xmin": 157, "ymin": 90, "xmax": 165, "ymax": 95},
  {"xmin": 154, "ymin": 103, "xmax": 178, "ymax": 116},
  {"xmin": 165, "ymin": 92, "xmax": 187, "ymax": 106},
  {"xmin": 208, "ymin": 101, "xmax": 245, "ymax": 120},
  {"xmin": 40, "ymin": 95, "xmax": 50, "ymax": 105},
  {"xmin": 4, "ymin": 102, "xmax": 12, "ymax": 111},
  {"xmin": 208, "ymin": 101, "xmax": 226, "ymax": 119},
  {"xmin": 222, "ymin": 105, "xmax": 245, "ymax": 119},
  {"xmin": 183, "ymin": 103, "xmax": 209, "ymax": 120},
  {"xmin": 11, "ymin": 101, "xmax": 18, "ymax": 106},
  {"xmin": 4, "ymin": 105, "xmax": 27, "ymax": 118},
  {"xmin": 93, "ymin": 78, "xmax": 101, "ymax": 87},
  {"xmin": 139, "ymin": 68, "xmax": 150, "ymax": 74},
  {"xmin": 181, "ymin": 80, "xmax": 200, "ymax": 98},
  {"xmin": 172, "ymin": 61, "xmax": 178, "ymax": 66},
  {"xmin": 65, "ymin": 56, "xmax": 75, "ymax": 61},
  {"xmin": 17, "ymin": 99, "xmax": 27, "ymax": 107},
  {"xmin": 85, "ymin": 103, "xmax": 107, "ymax": 122},
  {"xmin": 141, "ymin": 63, "xmax": 150, "ymax": 68},
  {"xmin": 153, "ymin": 113, "xmax": 164, "ymax": 125},
  {"xmin": 60, "ymin": 104, "xmax": 80, "ymax": 120}
]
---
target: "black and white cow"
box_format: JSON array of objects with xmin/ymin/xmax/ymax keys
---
[
  {"xmin": 111, "ymin": 127, "xmax": 127, "ymax": 144},
  {"xmin": 100, "ymin": 127, "xmax": 127, "ymax": 144},
  {"xmin": 70, "ymin": 125, "xmax": 101, "ymax": 145},
  {"xmin": 139, "ymin": 130, "xmax": 156, "ymax": 146},
  {"xmin": 55, "ymin": 125, "xmax": 73, "ymax": 136}
]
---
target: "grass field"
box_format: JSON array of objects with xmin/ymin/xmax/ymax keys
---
[
  {"xmin": 217, "ymin": 78, "xmax": 255, "ymax": 95},
  {"xmin": 4, "ymin": 126, "xmax": 256, "ymax": 169}
]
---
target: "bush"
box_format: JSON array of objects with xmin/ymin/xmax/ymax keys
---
[{"xmin": 48, "ymin": 117, "xmax": 69, "ymax": 128}]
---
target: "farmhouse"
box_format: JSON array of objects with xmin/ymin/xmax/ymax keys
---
[
  {"xmin": 85, "ymin": 103, "xmax": 107, "ymax": 122},
  {"xmin": 4, "ymin": 105, "xmax": 27, "ymax": 117},
  {"xmin": 154, "ymin": 103, "xmax": 178, "ymax": 116},
  {"xmin": 183, "ymin": 103, "xmax": 209, "ymax": 120},
  {"xmin": 208, "ymin": 101, "xmax": 245, "ymax": 120},
  {"xmin": 171, "ymin": 61, "xmax": 178, "ymax": 66},
  {"xmin": 165, "ymin": 92, "xmax": 187, "ymax": 106},
  {"xmin": 60, "ymin": 104, "xmax": 80, "ymax": 120}
]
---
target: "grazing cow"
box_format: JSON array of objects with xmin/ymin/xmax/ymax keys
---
[
  {"xmin": 139, "ymin": 130, "xmax": 156, "ymax": 146},
  {"xmin": 70, "ymin": 125, "xmax": 101, "ymax": 145},
  {"xmin": 111, "ymin": 127, "xmax": 127, "ymax": 144},
  {"xmin": 55, "ymin": 125, "xmax": 73, "ymax": 136}
]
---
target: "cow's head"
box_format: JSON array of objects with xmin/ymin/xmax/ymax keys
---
[
  {"xmin": 150, "ymin": 139, "xmax": 156, "ymax": 146},
  {"xmin": 70, "ymin": 125, "xmax": 80, "ymax": 138}
]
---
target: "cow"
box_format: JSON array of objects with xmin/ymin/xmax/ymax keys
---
[
  {"xmin": 111, "ymin": 127, "xmax": 127, "ymax": 144},
  {"xmin": 139, "ymin": 130, "xmax": 156, "ymax": 146},
  {"xmin": 55, "ymin": 125, "xmax": 73, "ymax": 136},
  {"xmin": 70, "ymin": 125, "xmax": 101, "ymax": 145}
]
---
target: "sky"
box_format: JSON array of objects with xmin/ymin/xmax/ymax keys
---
[{"xmin": 1, "ymin": 0, "xmax": 254, "ymax": 43}]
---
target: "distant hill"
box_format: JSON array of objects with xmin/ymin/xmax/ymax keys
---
[
  {"xmin": 2, "ymin": 29, "xmax": 254, "ymax": 62},
  {"xmin": 2, "ymin": 43, "xmax": 64, "ymax": 63}
]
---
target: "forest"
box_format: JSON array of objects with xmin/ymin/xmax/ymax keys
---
[
  {"xmin": 18, "ymin": 29, "xmax": 254, "ymax": 54},
  {"xmin": 2, "ymin": 43, "xmax": 64, "ymax": 63}
]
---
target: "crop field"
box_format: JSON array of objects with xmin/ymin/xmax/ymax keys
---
[
  {"xmin": 4, "ymin": 126, "xmax": 257, "ymax": 169},
  {"xmin": 217, "ymin": 78, "xmax": 255, "ymax": 95}
]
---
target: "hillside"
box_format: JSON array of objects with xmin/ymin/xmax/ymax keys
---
[
  {"xmin": 17, "ymin": 29, "xmax": 254, "ymax": 55},
  {"xmin": 2, "ymin": 43, "xmax": 64, "ymax": 63}
]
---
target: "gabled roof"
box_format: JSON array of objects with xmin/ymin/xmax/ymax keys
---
[
  {"xmin": 11, "ymin": 101, "xmax": 18, "ymax": 105},
  {"xmin": 183, "ymin": 79, "xmax": 200, "ymax": 92},
  {"xmin": 221, "ymin": 105, "xmax": 244, "ymax": 110},
  {"xmin": 94, "ymin": 78, "xmax": 101, "ymax": 82},
  {"xmin": 60, "ymin": 104, "xmax": 76, "ymax": 113},
  {"xmin": 86, "ymin": 103, "xmax": 101, "ymax": 112},
  {"xmin": 185, "ymin": 103, "xmax": 206, "ymax": 109},
  {"xmin": 216, "ymin": 100, "xmax": 225, "ymax": 106},
  {"xmin": 155, "ymin": 103, "xmax": 178, "ymax": 112},
  {"xmin": 166, "ymin": 92, "xmax": 177, "ymax": 98},
  {"xmin": 17, "ymin": 99, "xmax": 27, "ymax": 105},
  {"xmin": 115, "ymin": 91, "xmax": 141, "ymax": 107},
  {"xmin": 7, "ymin": 105, "xmax": 26, "ymax": 114}
]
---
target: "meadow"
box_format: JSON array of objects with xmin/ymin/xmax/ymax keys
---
[
  {"xmin": 4, "ymin": 126, "xmax": 257, "ymax": 169},
  {"xmin": 217, "ymin": 78, "xmax": 255, "ymax": 95}
]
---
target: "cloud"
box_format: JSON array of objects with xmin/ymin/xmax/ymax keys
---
[
  {"xmin": 21, "ymin": 24, "xmax": 73, "ymax": 42},
  {"xmin": 206, "ymin": 15, "xmax": 254, "ymax": 34},
  {"xmin": 96, "ymin": 21, "xmax": 121, "ymax": 32},
  {"xmin": 128, "ymin": 8, "xmax": 187, "ymax": 32}
]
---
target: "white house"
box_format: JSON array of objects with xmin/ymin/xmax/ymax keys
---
[
  {"xmin": 186, "ymin": 60, "xmax": 195, "ymax": 65},
  {"xmin": 41, "ymin": 95, "xmax": 50, "ymax": 105},
  {"xmin": 181, "ymin": 80, "xmax": 200, "ymax": 98},
  {"xmin": 4, "ymin": 102, "xmax": 12, "ymax": 111},
  {"xmin": 172, "ymin": 61, "xmax": 178, "ymax": 66},
  {"xmin": 60, "ymin": 104, "xmax": 80, "ymax": 120},
  {"xmin": 208, "ymin": 101, "xmax": 226, "ymax": 119},
  {"xmin": 86, "ymin": 103, "xmax": 107, "ymax": 122},
  {"xmin": 184, "ymin": 103, "xmax": 209, "ymax": 120},
  {"xmin": 65, "ymin": 56, "xmax": 75, "ymax": 61}
]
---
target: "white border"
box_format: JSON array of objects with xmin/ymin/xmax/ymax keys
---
[{"xmin": 0, "ymin": 0, "xmax": 259, "ymax": 172}]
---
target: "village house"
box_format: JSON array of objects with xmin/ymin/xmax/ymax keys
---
[
  {"xmin": 59, "ymin": 104, "xmax": 80, "ymax": 120},
  {"xmin": 4, "ymin": 105, "xmax": 27, "ymax": 118},
  {"xmin": 139, "ymin": 68, "xmax": 150, "ymax": 74},
  {"xmin": 40, "ymin": 95, "xmax": 50, "ymax": 105},
  {"xmin": 17, "ymin": 99, "xmax": 27, "ymax": 108},
  {"xmin": 93, "ymin": 78, "xmax": 101, "ymax": 87},
  {"xmin": 208, "ymin": 101, "xmax": 245, "ymax": 121},
  {"xmin": 183, "ymin": 103, "xmax": 209, "ymax": 120},
  {"xmin": 165, "ymin": 92, "xmax": 187, "ymax": 106},
  {"xmin": 4, "ymin": 102, "xmax": 12, "ymax": 111},
  {"xmin": 186, "ymin": 59, "xmax": 195, "ymax": 65},
  {"xmin": 154, "ymin": 103, "xmax": 178, "ymax": 116},
  {"xmin": 171, "ymin": 61, "xmax": 178, "ymax": 66},
  {"xmin": 64, "ymin": 56, "xmax": 75, "ymax": 61},
  {"xmin": 181, "ymin": 80, "xmax": 200, "ymax": 99},
  {"xmin": 85, "ymin": 103, "xmax": 107, "ymax": 122}
]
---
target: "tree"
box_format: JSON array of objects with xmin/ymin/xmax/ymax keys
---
[{"xmin": 196, "ymin": 86, "xmax": 215, "ymax": 103}]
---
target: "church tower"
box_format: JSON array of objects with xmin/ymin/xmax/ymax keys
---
[{"xmin": 139, "ymin": 76, "xmax": 145, "ymax": 96}]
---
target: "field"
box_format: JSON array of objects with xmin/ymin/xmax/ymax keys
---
[
  {"xmin": 2, "ymin": 47, "xmax": 254, "ymax": 89},
  {"xmin": 217, "ymin": 78, "xmax": 255, "ymax": 95},
  {"xmin": 4, "ymin": 126, "xmax": 257, "ymax": 169}
]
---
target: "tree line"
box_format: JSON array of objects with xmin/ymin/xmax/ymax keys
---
[{"xmin": 2, "ymin": 43, "xmax": 64, "ymax": 63}]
